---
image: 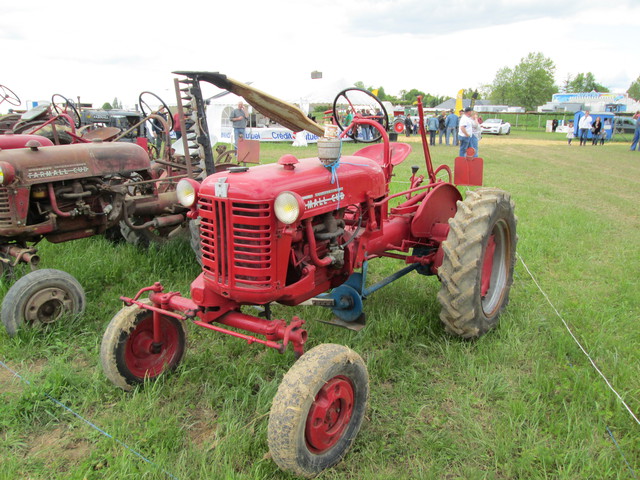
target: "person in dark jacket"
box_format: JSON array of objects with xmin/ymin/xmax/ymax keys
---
[
  {"xmin": 404, "ymin": 115, "xmax": 413, "ymax": 137},
  {"xmin": 438, "ymin": 112, "xmax": 446, "ymax": 144},
  {"xmin": 591, "ymin": 117, "xmax": 603, "ymax": 145}
]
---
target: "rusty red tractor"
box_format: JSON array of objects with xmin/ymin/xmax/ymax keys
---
[
  {"xmin": 0, "ymin": 80, "xmax": 222, "ymax": 336},
  {"xmin": 100, "ymin": 72, "xmax": 517, "ymax": 478}
]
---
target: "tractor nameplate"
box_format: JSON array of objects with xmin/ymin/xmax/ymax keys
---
[{"xmin": 214, "ymin": 177, "xmax": 229, "ymax": 198}]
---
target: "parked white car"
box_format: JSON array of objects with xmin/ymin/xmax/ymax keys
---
[{"xmin": 480, "ymin": 118, "xmax": 511, "ymax": 135}]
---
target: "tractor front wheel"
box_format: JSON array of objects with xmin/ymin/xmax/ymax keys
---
[
  {"xmin": 1, "ymin": 269, "xmax": 85, "ymax": 337},
  {"xmin": 100, "ymin": 300, "xmax": 187, "ymax": 391},
  {"xmin": 437, "ymin": 188, "xmax": 517, "ymax": 338},
  {"xmin": 268, "ymin": 344, "xmax": 368, "ymax": 478}
]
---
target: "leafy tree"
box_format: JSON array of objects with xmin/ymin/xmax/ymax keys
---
[
  {"xmin": 112, "ymin": 97, "xmax": 122, "ymax": 109},
  {"xmin": 101, "ymin": 102, "xmax": 113, "ymax": 110},
  {"xmin": 402, "ymin": 88, "xmax": 426, "ymax": 104},
  {"xmin": 463, "ymin": 88, "xmax": 481, "ymax": 100},
  {"xmin": 561, "ymin": 74, "xmax": 573, "ymax": 93},
  {"xmin": 488, "ymin": 52, "xmax": 557, "ymax": 110},
  {"xmin": 627, "ymin": 76, "xmax": 640, "ymax": 101},
  {"xmin": 567, "ymin": 72, "xmax": 609, "ymax": 92}
]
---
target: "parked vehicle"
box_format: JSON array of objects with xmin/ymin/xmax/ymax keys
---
[
  {"xmin": 0, "ymin": 85, "xmax": 209, "ymax": 336},
  {"xmin": 614, "ymin": 116, "xmax": 636, "ymax": 135},
  {"xmin": 480, "ymin": 118, "xmax": 511, "ymax": 135}
]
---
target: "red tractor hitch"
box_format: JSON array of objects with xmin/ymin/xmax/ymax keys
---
[{"xmin": 120, "ymin": 282, "xmax": 308, "ymax": 358}]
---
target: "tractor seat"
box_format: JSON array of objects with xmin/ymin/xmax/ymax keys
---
[
  {"xmin": 82, "ymin": 126, "xmax": 121, "ymax": 142},
  {"xmin": 353, "ymin": 142, "xmax": 411, "ymax": 168}
]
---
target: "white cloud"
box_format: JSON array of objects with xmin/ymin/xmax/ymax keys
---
[{"xmin": 1, "ymin": 0, "xmax": 638, "ymax": 113}]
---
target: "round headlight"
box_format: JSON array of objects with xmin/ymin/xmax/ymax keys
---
[
  {"xmin": 0, "ymin": 162, "xmax": 16, "ymax": 185},
  {"xmin": 274, "ymin": 191, "xmax": 303, "ymax": 225},
  {"xmin": 176, "ymin": 178, "xmax": 200, "ymax": 207}
]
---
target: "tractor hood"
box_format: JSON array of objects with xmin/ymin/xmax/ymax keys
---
[
  {"xmin": 199, "ymin": 155, "xmax": 386, "ymax": 216},
  {"xmin": 0, "ymin": 141, "xmax": 150, "ymax": 186}
]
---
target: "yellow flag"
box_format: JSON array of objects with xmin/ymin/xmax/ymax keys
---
[
  {"xmin": 372, "ymin": 89, "xmax": 379, "ymax": 96},
  {"xmin": 455, "ymin": 89, "xmax": 464, "ymax": 114}
]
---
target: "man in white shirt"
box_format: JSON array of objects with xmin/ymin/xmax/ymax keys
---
[
  {"xmin": 458, "ymin": 107, "xmax": 474, "ymax": 156},
  {"xmin": 578, "ymin": 110, "xmax": 593, "ymax": 146}
]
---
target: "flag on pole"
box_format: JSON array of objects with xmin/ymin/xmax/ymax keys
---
[{"xmin": 455, "ymin": 89, "xmax": 464, "ymax": 114}]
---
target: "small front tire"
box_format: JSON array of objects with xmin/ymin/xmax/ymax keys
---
[
  {"xmin": 268, "ymin": 344, "xmax": 368, "ymax": 478},
  {"xmin": 100, "ymin": 300, "xmax": 187, "ymax": 391},
  {"xmin": 1, "ymin": 269, "xmax": 85, "ymax": 337}
]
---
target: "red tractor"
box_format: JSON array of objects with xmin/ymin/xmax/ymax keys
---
[
  {"xmin": 0, "ymin": 80, "xmax": 219, "ymax": 336},
  {"xmin": 100, "ymin": 72, "xmax": 517, "ymax": 477}
]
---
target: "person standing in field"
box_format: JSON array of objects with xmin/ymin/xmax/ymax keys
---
[
  {"xmin": 458, "ymin": 107, "xmax": 474, "ymax": 156},
  {"xmin": 566, "ymin": 122, "xmax": 574, "ymax": 145},
  {"xmin": 630, "ymin": 111, "xmax": 640, "ymax": 151},
  {"xmin": 470, "ymin": 111, "xmax": 482, "ymax": 157},
  {"xmin": 231, "ymin": 102, "xmax": 249, "ymax": 149},
  {"xmin": 427, "ymin": 113, "xmax": 439, "ymax": 146},
  {"xmin": 404, "ymin": 114, "xmax": 413, "ymax": 137},
  {"xmin": 578, "ymin": 110, "xmax": 593, "ymax": 146},
  {"xmin": 591, "ymin": 117, "xmax": 603, "ymax": 145},
  {"xmin": 437, "ymin": 112, "xmax": 446, "ymax": 144},
  {"xmin": 445, "ymin": 110, "xmax": 458, "ymax": 146}
]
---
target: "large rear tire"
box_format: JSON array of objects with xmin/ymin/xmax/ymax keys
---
[
  {"xmin": 437, "ymin": 188, "xmax": 517, "ymax": 338},
  {"xmin": 268, "ymin": 344, "xmax": 368, "ymax": 478}
]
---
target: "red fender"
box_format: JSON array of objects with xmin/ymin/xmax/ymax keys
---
[{"xmin": 410, "ymin": 183, "xmax": 462, "ymax": 239}]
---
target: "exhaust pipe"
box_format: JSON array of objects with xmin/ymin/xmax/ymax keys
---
[{"xmin": 0, "ymin": 245, "xmax": 40, "ymax": 267}]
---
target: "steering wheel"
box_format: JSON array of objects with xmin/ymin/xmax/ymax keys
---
[
  {"xmin": 139, "ymin": 91, "xmax": 174, "ymax": 132},
  {"xmin": 51, "ymin": 94, "xmax": 81, "ymax": 128},
  {"xmin": 332, "ymin": 88, "xmax": 389, "ymax": 143},
  {"xmin": 0, "ymin": 85, "xmax": 21, "ymax": 106}
]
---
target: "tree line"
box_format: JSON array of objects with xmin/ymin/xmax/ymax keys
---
[{"xmin": 357, "ymin": 53, "xmax": 640, "ymax": 112}]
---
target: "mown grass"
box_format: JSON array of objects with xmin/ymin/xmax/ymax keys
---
[{"xmin": 0, "ymin": 133, "xmax": 638, "ymax": 479}]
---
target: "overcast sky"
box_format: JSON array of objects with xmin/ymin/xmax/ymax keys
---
[{"xmin": 1, "ymin": 0, "xmax": 638, "ymax": 112}]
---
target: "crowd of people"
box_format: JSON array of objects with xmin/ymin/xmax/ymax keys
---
[{"xmin": 414, "ymin": 108, "xmax": 483, "ymax": 157}]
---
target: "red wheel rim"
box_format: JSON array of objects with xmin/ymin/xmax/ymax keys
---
[
  {"xmin": 305, "ymin": 375, "xmax": 355, "ymax": 453},
  {"xmin": 394, "ymin": 122, "xmax": 404, "ymax": 133},
  {"xmin": 481, "ymin": 234, "xmax": 496, "ymax": 297},
  {"xmin": 124, "ymin": 315, "xmax": 181, "ymax": 379}
]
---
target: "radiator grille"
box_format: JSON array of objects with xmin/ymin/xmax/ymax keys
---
[
  {"xmin": 0, "ymin": 188, "xmax": 13, "ymax": 227},
  {"xmin": 199, "ymin": 197, "xmax": 274, "ymax": 289}
]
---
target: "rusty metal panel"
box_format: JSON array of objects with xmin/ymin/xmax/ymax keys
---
[{"xmin": 0, "ymin": 142, "xmax": 150, "ymax": 186}]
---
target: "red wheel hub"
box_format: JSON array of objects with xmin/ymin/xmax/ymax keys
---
[
  {"xmin": 124, "ymin": 316, "xmax": 181, "ymax": 378},
  {"xmin": 481, "ymin": 234, "xmax": 496, "ymax": 297},
  {"xmin": 305, "ymin": 376, "xmax": 355, "ymax": 453}
]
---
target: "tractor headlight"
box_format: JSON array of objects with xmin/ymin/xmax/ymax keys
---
[
  {"xmin": 176, "ymin": 178, "xmax": 200, "ymax": 207},
  {"xmin": 0, "ymin": 162, "xmax": 16, "ymax": 185},
  {"xmin": 274, "ymin": 191, "xmax": 304, "ymax": 225}
]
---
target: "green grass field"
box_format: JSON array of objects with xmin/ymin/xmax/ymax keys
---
[{"xmin": 1, "ymin": 133, "xmax": 638, "ymax": 479}]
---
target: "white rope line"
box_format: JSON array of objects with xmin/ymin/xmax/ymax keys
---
[{"xmin": 517, "ymin": 252, "xmax": 640, "ymax": 426}]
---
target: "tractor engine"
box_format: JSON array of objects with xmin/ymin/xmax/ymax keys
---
[
  {"xmin": 0, "ymin": 141, "xmax": 150, "ymax": 245},
  {"xmin": 191, "ymin": 153, "xmax": 387, "ymax": 307}
]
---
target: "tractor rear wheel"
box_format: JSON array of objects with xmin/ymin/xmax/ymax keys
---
[
  {"xmin": 100, "ymin": 299, "xmax": 187, "ymax": 391},
  {"xmin": 268, "ymin": 344, "xmax": 368, "ymax": 478},
  {"xmin": 437, "ymin": 188, "xmax": 517, "ymax": 339},
  {"xmin": 1, "ymin": 269, "xmax": 85, "ymax": 337}
]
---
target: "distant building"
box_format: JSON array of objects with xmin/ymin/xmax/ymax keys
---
[{"xmin": 537, "ymin": 92, "xmax": 640, "ymax": 113}]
